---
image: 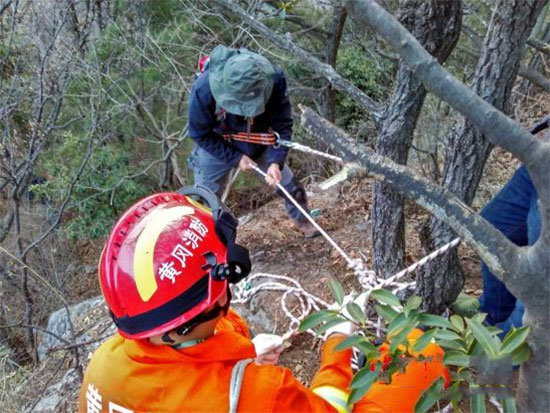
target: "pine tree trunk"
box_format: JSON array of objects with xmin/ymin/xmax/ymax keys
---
[
  {"xmin": 416, "ymin": 0, "xmax": 546, "ymax": 313},
  {"xmin": 373, "ymin": 0, "xmax": 461, "ymax": 277}
]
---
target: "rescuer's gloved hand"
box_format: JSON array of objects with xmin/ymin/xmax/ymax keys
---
[
  {"xmin": 324, "ymin": 292, "xmax": 368, "ymax": 340},
  {"xmin": 252, "ymin": 334, "xmax": 285, "ymax": 365}
]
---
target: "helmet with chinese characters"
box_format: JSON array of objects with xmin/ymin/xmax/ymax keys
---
[{"xmin": 99, "ymin": 192, "xmax": 228, "ymax": 339}]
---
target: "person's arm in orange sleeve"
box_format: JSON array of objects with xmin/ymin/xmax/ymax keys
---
[
  {"xmin": 309, "ymin": 333, "xmax": 354, "ymax": 413},
  {"xmin": 247, "ymin": 333, "xmax": 353, "ymax": 412}
]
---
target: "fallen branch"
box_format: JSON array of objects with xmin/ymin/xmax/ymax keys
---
[
  {"xmin": 527, "ymin": 37, "xmax": 550, "ymax": 55},
  {"xmin": 299, "ymin": 105, "xmax": 521, "ymax": 287},
  {"xmin": 518, "ymin": 65, "xmax": 550, "ymax": 92}
]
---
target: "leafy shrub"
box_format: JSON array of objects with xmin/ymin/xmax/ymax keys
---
[
  {"xmin": 33, "ymin": 133, "xmax": 154, "ymax": 239},
  {"xmin": 335, "ymin": 46, "xmax": 392, "ymax": 134},
  {"xmin": 300, "ymin": 281, "xmax": 529, "ymax": 412}
]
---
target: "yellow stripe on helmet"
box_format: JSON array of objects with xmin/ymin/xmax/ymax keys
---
[
  {"xmin": 186, "ymin": 197, "xmax": 213, "ymax": 215},
  {"xmin": 313, "ymin": 386, "xmax": 350, "ymax": 413},
  {"xmin": 133, "ymin": 206, "xmax": 195, "ymax": 302}
]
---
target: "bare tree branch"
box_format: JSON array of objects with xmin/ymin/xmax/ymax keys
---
[
  {"xmin": 527, "ymin": 37, "xmax": 550, "ymax": 55},
  {"xmin": 0, "ymin": 0, "xmax": 13, "ymax": 17},
  {"xmin": 518, "ymin": 64, "xmax": 550, "ymax": 92}
]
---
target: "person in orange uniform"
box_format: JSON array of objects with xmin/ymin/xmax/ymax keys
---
[{"xmin": 79, "ymin": 187, "xmax": 449, "ymax": 413}]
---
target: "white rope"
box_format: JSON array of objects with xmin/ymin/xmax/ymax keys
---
[
  {"xmin": 251, "ymin": 165, "xmax": 372, "ymax": 285},
  {"xmin": 276, "ymin": 139, "xmax": 345, "ymax": 164},
  {"xmin": 232, "ymin": 272, "xmax": 332, "ymax": 340},
  {"xmin": 235, "ymin": 238, "xmax": 461, "ymax": 343},
  {"xmin": 360, "ymin": 238, "xmax": 461, "ymax": 291}
]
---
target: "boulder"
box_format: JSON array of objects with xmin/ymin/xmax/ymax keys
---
[{"xmin": 37, "ymin": 296, "xmax": 106, "ymax": 361}]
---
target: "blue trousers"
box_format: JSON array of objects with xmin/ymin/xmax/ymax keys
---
[
  {"xmin": 478, "ymin": 166, "xmax": 540, "ymax": 333},
  {"xmin": 188, "ymin": 145, "xmax": 310, "ymax": 222}
]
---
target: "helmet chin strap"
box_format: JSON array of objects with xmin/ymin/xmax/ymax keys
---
[{"xmin": 161, "ymin": 288, "xmax": 232, "ymax": 344}]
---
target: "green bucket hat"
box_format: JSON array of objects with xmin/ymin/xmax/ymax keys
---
[{"xmin": 209, "ymin": 45, "xmax": 275, "ymax": 117}]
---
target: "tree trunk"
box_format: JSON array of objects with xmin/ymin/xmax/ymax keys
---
[
  {"xmin": 372, "ymin": 0, "xmax": 461, "ymax": 277},
  {"xmin": 416, "ymin": 0, "xmax": 546, "ymax": 313},
  {"xmin": 321, "ymin": 4, "xmax": 347, "ymax": 123}
]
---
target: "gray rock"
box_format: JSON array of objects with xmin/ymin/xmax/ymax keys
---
[
  {"xmin": 233, "ymin": 302, "xmax": 276, "ymax": 335},
  {"xmin": 28, "ymin": 368, "xmax": 80, "ymax": 412},
  {"xmin": 37, "ymin": 296, "xmax": 104, "ymax": 361}
]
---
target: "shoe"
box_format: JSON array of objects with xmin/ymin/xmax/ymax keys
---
[{"xmin": 294, "ymin": 220, "xmax": 321, "ymax": 239}]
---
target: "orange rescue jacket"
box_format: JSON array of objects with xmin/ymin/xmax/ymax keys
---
[{"xmin": 79, "ymin": 310, "xmax": 448, "ymax": 412}]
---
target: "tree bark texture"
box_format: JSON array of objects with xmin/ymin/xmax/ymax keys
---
[
  {"xmin": 321, "ymin": 4, "xmax": 347, "ymax": 123},
  {"xmin": 416, "ymin": 0, "xmax": 546, "ymax": 313},
  {"xmin": 372, "ymin": 0, "xmax": 462, "ymax": 278}
]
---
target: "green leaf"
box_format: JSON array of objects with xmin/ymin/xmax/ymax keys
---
[
  {"xmin": 328, "ymin": 278, "xmax": 345, "ymax": 306},
  {"xmin": 355, "ymin": 341, "xmax": 378, "ymax": 356},
  {"xmin": 299, "ymin": 310, "xmax": 337, "ymax": 332},
  {"xmin": 450, "ymin": 315, "xmax": 464, "ymax": 332},
  {"xmin": 501, "ymin": 326, "xmax": 530, "ymax": 355},
  {"xmin": 502, "ymin": 397, "xmax": 517, "ymax": 413},
  {"xmin": 314, "ymin": 317, "xmax": 348, "ymax": 336},
  {"xmin": 418, "ymin": 314, "xmax": 453, "ymax": 329},
  {"xmin": 444, "ymin": 350, "xmax": 470, "ymax": 367},
  {"xmin": 471, "ymin": 312, "xmax": 487, "ymax": 324},
  {"xmin": 450, "ymin": 293, "xmax": 480, "ymax": 317},
  {"xmin": 446, "ymin": 382, "xmax": 464, "ymax": 402},
  {"xmin": 466, "ymin": 318, "xmax": 498, "ymax": 358},
  {"xmin": 486, "ymin": 326, "xmax": 504, "ymax": 336},
  {"xmin": 470, "ymin": 389, "xmax": 486, "ymax": 413},
  {"xmin": 348, "ymin": 364, "xmax": 381, "ymax": 404},
  {"xmin": 435, "ymin": 329, "xmax": 463, "ymax": 341},
  {"xmin": 371, "ymin": 289, "xmax": 402, "ymax": 308},
  {"xmin": 387, "ymin": 313, "xmax": 408, "ymax": 337},
  {"xmin": 334, "ymin": 335, "xmax": 368, "ymax": 351},
  {"xmin": 390, "ymin": 324, "xmax": 415, "ymax": 354},
  {"xmin": 414, "ymin": 377, "xmax": 445, "ymax": 413},
  {"xmin": 511, "ymin": 343, "xmax": 531, "ymax": 366},
  {"xmin": 405, "ymin": 295, "xmax": 422, "ymax": 313},
  {"xmin": 346, "ymin": 302, "xmax": 366, "ymax": 324},
  {"xmin": 376, "ymin": 304, "xmax": 398, "ymax": 323},
  {"xmin": 350, "ymin": 364, "xmax": 381, "ymax": 389},
  {"xmin": 438, "ymin": 339, "xmax": 467, "ymax": 352},
  {"xmin": 412, "ymin": 329, "xmax": 437, "ymax": 353},
  {"xmin": 467, "ymin": 340, "xmax": 484, "ymax": 356},
  {"xmin": 451, "ymin": 370, "xmax": 471, "ymax": 382}
]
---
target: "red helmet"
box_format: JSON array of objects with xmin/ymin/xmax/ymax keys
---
[{"xmin": 99, "ymin": 190, "xmax": 247, "ymax": 339}]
